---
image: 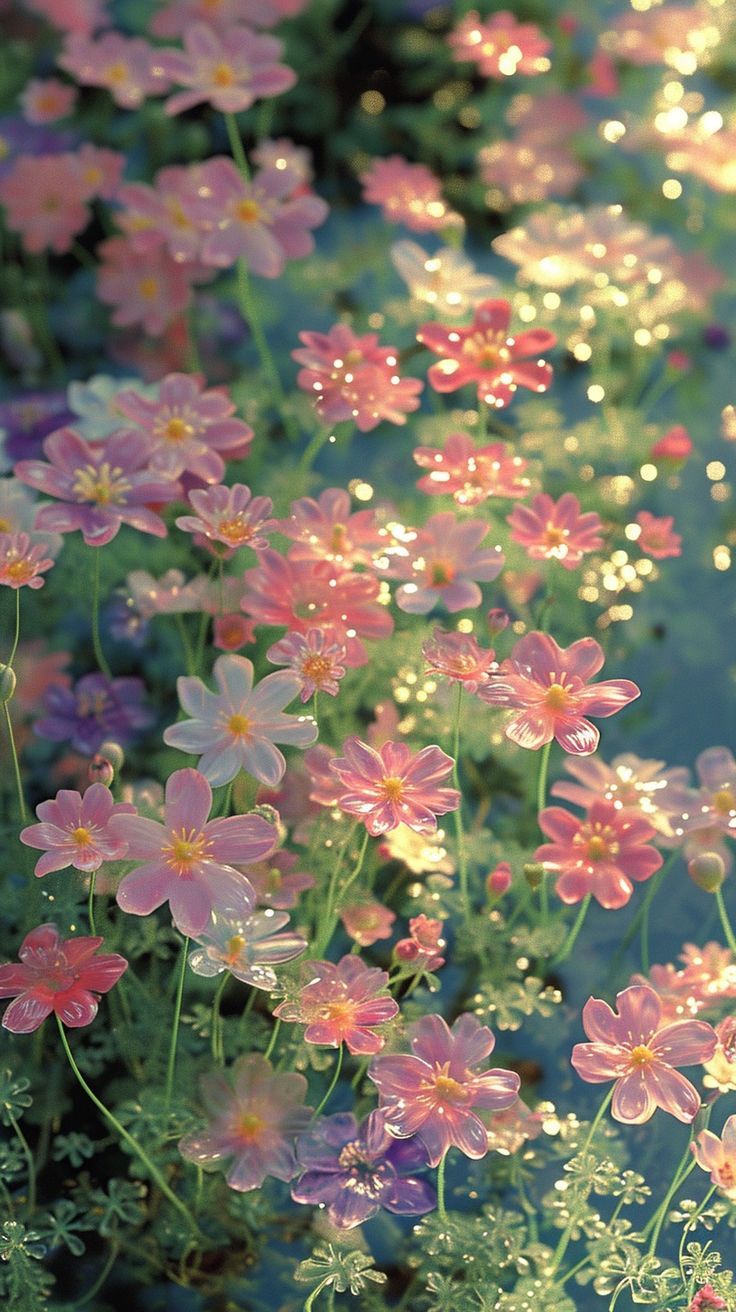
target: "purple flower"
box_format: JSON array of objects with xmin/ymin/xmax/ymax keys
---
[
  {"xmin": 292, "ymin": 1110, "xmax": 436, "ymax": 1229},
  {"xmin": 35, "ymin": 673, "xmax": 153, "ymax": 755},
  {"xmin": 0, "ymin": 392, "xmax": 74, "ymax": 466}
]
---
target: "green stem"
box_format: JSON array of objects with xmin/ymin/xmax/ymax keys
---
[
  {"xmin": 452, "ymin": 683, "xmax": 470, "ymax": 919},
  {"xmin": 645, "ymin": 1140, "xmax": 696, "ymax": 1256},
  {"xmin": 298, "ymin": 426, "xmax": 333, "ymax": 473},
  {"xmin": 350, "ymin": 1056, "xmax": 369, "ymax": 1090},
  {"xmin": 2, "ymin": 702, "xmax": 27, "ymax": 823},
  {"xmin": 87, "ymin": 869, "xmax": 97, "ymax": 937},
  {"xmin": 224, "ymin": 111, "xmax": 251, "ymax": 178},
  {"xmin": 551, "ymin": 895, "xmax": 592, "ymax": 967},
  {"xmin": 8, "ymin": 1111, "xmax": 36, "ymax": 1213},
  {"xmin": 77, "ymin": 1239, "xmax": 119, "ymax": 1306},
  {"xmin": 90, "ymin": 549, "xmax": 113, "ymax": 680},
  {"xmin": 551, "ymin": 1087, "xmax": 613, "ymax": 1271},
  {"xmin": 6, "ymin": 588, "xmax": 20, "ymax": 668},
  {"xmin": 57, "ymin": 1018, "xmax": 199, "ymax": 1234},
  {"xmin": 303, "ymin": 1280, "xmax": 332, "ymax": 1312},
  {"xmin": 312, "ymin": 1045, "xmax": 344, "ymax": 1119},
  {"xmin": 263, "ymin": 1016, "xmax": 281, "ymax": 1063},
  {"xmin": 174, "ymin": 613, "xmax": 195, "ymax": 676},
  {"xmin": 436, "ymin": 1152, "xmax": 448, "ymax": 1222},
  {"xmin": 211, "ymin": 973, "xmax": 228, "ymax": 1064},
  {"xmin": 606, "ymin": 850, "xmax": 677, "ymax": 983},
  {"xmin": 315, "ymin": 827, "xmax": 369, "ymax": 957},
  {"xmin": 165, "ymin": 936, "xmax": 190, "ymax": 1111},
  {"xmin": 715, "ymin": 887, "xmax": 736, "ymax": 953},
  {"xmin": 536, "ymin": 740, "xmax": 552, "ymax": 816},
  {"xmin": 678, "ymin": 1183, "xmax": 716, "ymax": 1277}
]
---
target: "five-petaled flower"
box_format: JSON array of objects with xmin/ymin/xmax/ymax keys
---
[
  {"xmin": 330, "ymin": 737, "xmax": 460, "ymax": 836},
  {"xmin": 417, "ymin": 300, "xmax": 555, "ymax": 409},
  {"xmin": 508, "ymin": 492, "xmax": 604, "ymax": 569},
  {"xmin": 0, "ymin": 924, "xmax": 128, "ymax": 1033},
  {"xmin": 21, "ymin": 784, "xmax": 135, "ymax": 878},
  {"xmin": 693, "ymin": 1116, "xmax": 736, "ymax": 1199},
  {"xmin": 535, "ymin": 799, "xmax": 663, "ymax": 909}
]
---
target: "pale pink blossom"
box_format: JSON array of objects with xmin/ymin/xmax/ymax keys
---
[
  {"xmin": 23, "ymin": 0, "xmax": 106, "ymax": 36},
  {"xmin": 422, "ymin": 627, "xmax": 497, "ymax": 694},
  {"xmin": 360, "ymin": 155, "xmax": 463, "ymax": 234},
  {"xmin": 484, "ymin": 1099, "xmax": 544, "ymax": 1155},
  {"xmin": 418, "ymin": 300, "xmax": 555, "ymax": 409},
  {"xmin": 251, "ymin": 137, "xmax": 313, "ymax": 184},
  {"xmin": 293, "ymin": 323, "xmax": 422, "ymax": 431},
  {"xmin": 634, "ymin": 511, "xmax": 682, "ymax": 559},
  {"xmin": 97, "ymin": 238, "xmax": 197, "ymax": 335},
  {"xmin": 159, "ymin": 23, "xmax": 295, "ymax": 116},
  {"xmin": 278, "ymin": 487, "xmax": 383, "ymax": 566},
  {"xmin": 702, "ymin": 1017, "xmax": 736, "ymax": 1094},
  {"xmin": 20, "ymin": 784, "xmax": 135, "ymax": 877},
  {"xmin": 330, "ymin": 737, "xmax": 459, "ymax": 837},
  {"xmin": 274, "ymin": 956, "xmax": 398, "ymax": 1055},
  {"xmin": 601, "ymin": 6, "xmax": 718, "ymax": 69},
  {"xmin": 152, "ymin": 0, "xmax": 306, "ymax": 37},
  {"xmin": 448, "ymin": 10, "xmax": 551, "ymax": 78},
  {"xmin": 508, "ymin": 493, "xmax": 604, "ymax": 569},
  {"xmin": 378, "ymin": 824, "xmax": 454, "ymax": 877},
  {"xmin": 477, "ymin": 631, "xmax": 640, "ymax": 754},
  {"xmin": 125, "ymin": 569, "xmax": 207, "ymax": 619},
  {"xmin": 117, "ymin": 164, "xmax": 213, "ymax": 263},
  {"xmin": 76, "ymin": 144, "xmax": 125, "ymax": 201},
  {"xmin": 383, "ymin": 511, "xmax": 504, "ymax": 614},
  {"xmin": 479, "ymin": 138, "xmax": 583, "ymax": 209},
  {"xmin": 677, "ymin": 747, "xmax": 736, "ymax": 872},
  {"xmin": 0, "ymin": 154, "xmax": 90, "ymax": 254},
  {"xmin": 414, "ymin": 432, "xmax": 530, "ymax": 506},
  {"xmin": 177, "ymin": 484, "xmax": 273, "ymax": 555},
  {"xmin": 536, "ymin": 800, "xmax": 663, "ymax": 909},
  {"xmin": 391, "ymin": 241, "xmax": 500, "ymax": 318},
  {"xmin": 266, "ymin": 629, "xmax": 347, "ymax": 702},
  {"xmin": 20, "ymin": 78, "xmax": 77, "ymax": 124},
  {"xmin": 188, "ymin": 907, "xmax": 306, "ymax": 990},
  {"xmin": 116, "ymin": 374, "xmax": 253, "ymax": 482},
  {"xmin": 0, "ymin": 532, "xmax": 54, "ymax": 589},
  {"xmin": 245, "ymin": 850, "xmax": 313, "ymax": 909},
  {"xmin": 551, "ymin": 752, "xmax": 690, "ymax": 843},
  {"xmin": 341, "ymin": 902, "xmax": 395, "ymax": 948},
  {"xmin": 571, "ymin": 984, "xmax": 717, "ymax": 1124},
  {"xmin": 59, "ymin": 32, "xmax": 169, "ymax": 108}
]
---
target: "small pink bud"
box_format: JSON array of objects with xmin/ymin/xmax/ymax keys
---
[
  {"xmin": 667, "ymin": 349, "xmax": 691, "ymax": 372},
  {"xmin": 649, "ymin": 425, "xmax": 692, "ymax": 463},
  {"xmin": 487, "ymin": 608, "xmax": 510, "ymax": 635},
  {"xmin": 557, "ymin": 13, "xmax": 578, "ymax": 35},
  {"xmin": 213, "ymin": 613, "xmax": 254, "ymax": 652},
  {"xmin": 688, "ymin": 852, "xmax": 726, "ymax": 892},
  {"xmin": 689, "ymin": 1285, "xmax": 728, "ymax": 1311},
  {"xmin": 487, "ymin": 862, "xmax": 512, "ymax": 898},
  {"xmin": 88, "ymin": 755, "xmax": 115, "ymax": 787}
]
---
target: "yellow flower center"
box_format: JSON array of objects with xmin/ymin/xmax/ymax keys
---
[
  {"xmin": 629, "ymin": 1044, "xmax": 655, "ymax": 1067},
  {"xmin": 429, "ymin": 560, "xmax": 454, "ymax": 587},
  {"xmin": 227, "ymin": 713, "xmax": 251, "ymax": 737},
  {"xmin": 4, "ymin": 559, "xmax": 35, "ymax": 584},
  {"xmin": 212, "ymin": 62, "xmax": 235, "ymax": 87},
  {"xmin": 71, "ymin": 462, "xmax": 133, "ymax": 506},
  {"xmin": 0, "ymin": 517, "xmax": 11, "ymax": 531},
  {"xmin": 226, "ymin": 934, "xmax": 246, "ymax": 962},
  {"xmin": 163, "ymin": 417, "xmax": 193, "ymax": 442},
  {"xmin": 71, "ymin": 827, "xmax": 94, "ymax": 847},
  {"xmin": 544, "ymin": 524, "xmax": 568, "ymax": 549},
  {"xmin": 163, "ymin": 827, "xmax": 209, "ymax": 871},
  {"xmin": 713, "ymin": 789, "xmax": 735, "ymax": 816},
  {"xmin": 587, "ymin": 835, "xmax": 608, "ymax": 860},
  {"xmin": 434, "ymin": 1073, "xmax": 468, "ymax": 1101},
  {"xmin": 330, "ymin": 523, "xmax": 347, "ymax": 554},
  {"xmin": 545, "ymin": 682, "xmax": 569, "ymax": 711},
  {"xmin": 301, "ymin": 653, "xmax": 332, "ymax": 684},
  {"xmin": 138, "ymin": 277, "xmax": 159, "ymax": 300},
  {"xmin": 382, "ymin": 776, "xmax": 404, "ymax": 803},
  {"xmin": 218, "ymin": 516, "xmax": 254, "ymax": 546},
  {"xmin": 236, "ymin": 199, "xmax": 261, "ymax": 224},
  {"xmin": 106, "ymin": 62, "xmax": 129, "ymax": 84},
  {"xmin": 237, "ymin": 1113, "xmax": 264, "ymax": 1141}
]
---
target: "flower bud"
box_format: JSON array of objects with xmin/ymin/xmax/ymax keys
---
[
  {"xmin": 88, "ymin": 755, "xmax": 115, "ymax": 787},
  {"xmin": 486, "ymin": 608, "xmax": 510, "ymax": 636},
  {"xmin": 0, "ymin": 664, "xmax": 16, "ymax": 702},
  {"xmin": 688, "ymin": 852, "xmax": 726, "ymax": 893},
  {"xmin": 524, "ymin": 862, "xmax": 545, "ymax": 890},
  {"xmin": 487, "ymin": 862, "xmax": 512, "ymax": 899},
  {"xmin": 98, "ymin": 741, "xmax": 125, "ymax": 771}
]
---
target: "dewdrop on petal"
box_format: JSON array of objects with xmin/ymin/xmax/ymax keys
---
[{"xmin": 688, "ymin": 852, "xmax": 726, "ymax": 893}]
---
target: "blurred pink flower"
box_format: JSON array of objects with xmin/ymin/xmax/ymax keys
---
[
  {"xmin": 508, "ymin": 492, "xmax": 604, "ymax": 569},
  {"xmin": 274, "ymin": 956, "xmax": 398, "ymax": 1055},
  {"xmin": 23, "ymin": 0, "xmax": 105, "ymax": 35},
  {"xmin": 163, "ymin": 654, "xmax": 317, "ymax": 788},
  {"xmin": 650, "ymin": 424, "xmax": 693, "ymax": 462},
  {"xmin": 76, "ymin": 144, "xmax": 125, "ymax": 200},
  {"xmin": 59, "ymin": 31, "xmax": 169, "ymax": 108},
  {"xmin": 360, "ymin": 155, "xmax": 463, "ymax": 234},
  {"xmin": 117, "ymin": 164, "xmax": 213, "ymax": 263},
  {"xmin": 477, "ymin": 631, "xmax": 640, "ymax": 754},
  {"xmin": 245, "ymin": 850, "xmax": 314, "ymax": 909},
  {"xmin": 385, "ymin": 511, "xmax": 504, "ymax": 614},
  {"xmin": 634, "ymin": 511, "xmax": 682, "ymax": 559},
  {"xmin": 422, "ymin": 627, "xmax": 497, "ymax": 694},
  {"xmin": 153, "ymin": 0, "xmax": 306, "ymax": 37},
  {"xmin": 688, "ymin": 1286, "xmax": 728, "ymax": 1311},
  {"xmin": 536, "ymin": 799, "xmax": 662, "ymax": 909},
  {"xmin": 0, "ymin": 532, "xmax": 55, "ymax": 589},
  {"xmin": 293, "ymin": 323, "xmax": 422, "ymax": 431},
  {"xmin": 252, "ymin": 137, "xmax": 313, "ymax": 184},
  {"xmin": 213, "ymin": 614, "xmax": 256, "ymax": 651},
  {"xmin": 678, "ymin": 747, "xmax": 736, "ymax": 871},
  {"xmin": 20, "ymin": 78, "xmax": 77, "ymax": 124},
  {"xmin": 159, "ymin": 22, "xmax": 295, "ymax": 115},
  {"xmin": 21, "ymin": 783, "xmax": 135, "ymax": 877},
  {"xmin": 12, "ymin": 642, "xmax": 71, "ymax": 717},
  {"xmin": 571, "ymin": 984, "xmax": 717, "ymax": 1123},
  {"xmin": 97, "ymin": 238, "xmax": 198, "ymax": 335},
  {"xmin": 448, "ymin": 10, "xmax": 551, "ymax": 78},
  {"xmin": 116, "ymin": 374, "xmax": 253, "ymax": 483},
  {"xmin": 176, "ymin": 484, "xmax": 273, "ymax": 552},
  {"xmin": 369, "ymin": 1013, "xmax": 520, "ymax": 1164},
  {"xmin": 0, "ymin": 154, "xmax": 90, "ymax": 254},
  {"xmin": 341, "ymin": 902, "xmax": 395, "ymax": 947},
  {"xmin": 0, "ymin": 924, "xmax": 127, "ymax": 1033},
  {"xmin": 266, "ymin": 629, "xmax": 347, "ymax": 702},
  {"xmin": 394, "ymin": 915, "xmax": 446, "ymax": 972},
  {"xmin": 602, "ymin": 5, "xmax": 715, "ymax": 68},
  {"xmin": 414, "ymin": 432, "xmax": 530, "ymax": 506},
  {"xmin": 418, "ymin": 300, "xmax": 555, "ymax": 408},
  {"xmin": 484, "ymin": 1098, "xmax": 545, "ymax": 1155},
  {"xmin": 693, "ymin": 1117, "xmax": 736, "ymax": 1199},
  {"xmin": 278, "ymin": 487, "xmax": 383, "ymax": 566},
  {"xmin": 330, "ymin": 737, "xmax": 459, "ymax": 837},
  {"xmin": 479, "ymin": 138, "xmax": 584, "ymax": 208},
  {"xmin": 551, "ymin": 751, "xmax": 690, "ymax": 843},
  {"xmin": 702, "ymin": 1016, "xmax": 736, "ymax": 1093}
]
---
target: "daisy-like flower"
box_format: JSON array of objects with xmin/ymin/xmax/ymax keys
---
[
  {"xmin": 369, "ymin": 1013, "xmax": 520, "ymax": 1165},
  {"xmin": 188, "ymin": 906, "xmax": 306, "ymax": 990},
  {"xmin": 448, "ymin": 10, "xmax": 551, "ymax": 78},
  {"xmin": 15, "ymin": 427, "xmax": 178, "ymax": 547},
  {"xmin": 176, "ymin": 484, "xmax": 274, "ymax": 554},
  {"xmin": 273, "ymin": 956, "xmax": 398, "ymax": 1055},
  {"xmin": 292, "ymin": 323, "xmax": 423, "ymax": 432},
  {"xmin": 508, "ymin": 493, "xmax": 604, "ymax": 569},
  {"xmin": 35, "ymin": 673, "xmax": 152, "ymax": 756},
  {"xmin": 386, "ymin": 511, "xmax": 504, "ymax": 615},
  {"xmin": 476, "ymin": 631, "xmax": 640, "ymax": 755},
  {"xmin": 178, "ymin": 1054, "xmax": 312, "ymax": 1191},
  {"xmin": 390, "ymin": 241, "xmax": 500, "ymax": 318},
  {"xmin": 678, "ymin": 747, "xmax": 736, "ymax": 871},
  {"xmin": 292, "ymin": 1109, "xmax": 435, "ymax": 1229},
  {"xmin": 535, "ymin": 799, "xmax": 663, "ymax": 909},
  {"xmin": 360, "ymin": 155, "xmax": 463, "ymax": 234},
  {"xmin": 551, "ymin": 752, "xmax": 690, "ymax": 843},
  {"xmin": 330, "ymin": 737, "xmax": 459, "ymax": 837},
  {"xmin": 571, "ymin": 984, "xmax": 717, "ymax": 1124},
  {"xmin": 116, "ymin": 374, "xmax": 253, "ymax": 483},
  {"xmin": 418, "ymin": 300, "xmax": 555, "ymax": 409},
  {"xmin": 633, "ymin": 511, "xmax": 682, "ymax": 559},
  {"xmin": 21, "ymin": 78, "xmax": 77, "ymax": 124},
  {"xmin": 278, "ymin": 487, "xmax": 382, "ymax": 567},
  {"xmin": 0, "ymin": 531, "xmax": 55, "ymax": 589},
  {"xmin": 245, "ymin": 850, "xmax": 314, "ymax": 909},
  {"xmin": 394, "ymin": 915, "xmax": 447, "ymax": 972},
  {"xmin": 0, "ymin": 153, "xmax": 91, "ymax": 255},
  {"xmin": 422, "ymin": 627, "xmax": 497, "ymax": 694},
  {"xmin": 0, "ymin": 924, "xmax": 128, "ymax": 1033},
  {"xmin": 341, "ymin": 902, "xmax": 395, "ymax": 948},
  {"xmin": 214, "ymin": 613, "xmax": 255, "ymax": 652},
  {"xmin": 96, "ymin": 237, "xmax": 198, "ymax": 336},
  {"xmin": 266, "ymin": 629, "xmax": 347, "ymax": 702},
  {"xmin": 163, "ymin": 654, "xmax": 317, "ymax": 788},
  {"xmin": 160, "ymin": 22, "xmax": 295, "ymax": 115},
  {"xmin": 414, "ymin": 432, "xmax": 530, "ymax": 506},
  {"xmin": 20, "ymin": 784, "xmax": 135, "ymax": 878},
  {"xmin": 113, "ymin": 767, "xmax": 277, "ymax": 937},
  {"xmin": 59, "ymin": 31, "xmax": 169, "ymax": 109}
]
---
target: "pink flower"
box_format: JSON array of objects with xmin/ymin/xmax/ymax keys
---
[
  {"xmin": 0, "ymin": 154, "xmax": 90, "ymax": 254},
  {"xmin": 15, "ymin": 427, "xmax": 178, "ymax": 547},
  {"xmin": 241, "ymin": 549, "xmax": 393, "ymax": 668},
  {"xmin": 634, "ymin": 511, "xmax": 682, "ymax": 559},
  {"xmin": 0, "ymin": 532, "xmax": 54, "ymax": 589},
  {"xmin": 551, "ymin": 752, "xmax": 690, "ymax": 844},
  {"xmin": 487, "ymin": 863, "xmax": 512, "ymax": 897},
  {"xmin": 369, "ymin": 1013, "xmax": 520, "ymax": 1165},
  {"xmin": 278, "ymin": 487, "xmax": 383, "ymax": 566},
  {"xmin": 20, "ymin": 78, "xmax": 77, "ymax": 124},
  {"xmin": 479, "ymin": 139, "xmax": 584, "ymax": 209},
  {"xmin": 176, "ymin": 484, "xmax": 273, "ymax": 554},
  {"xmin": 292, "ymin": 323, "xmax": 423, "ymax": 431},
  {"xmin": 266, "ymin": 629, "xmax": 347, "ymax": 702},
  {"xmin": 20, "ymin": 784, "xmax": 135, "ymax": 877},
  {"xmin": 536, "ymin": 800, "xmax": 663, "ymax": 909},
  {"xmin": 418, "ymin": 301, "xmax": 555, "ymax": 409},
  {"xmin": 394, "ymin": 915, "xmax": 446, "ymax": 972},
  {"xmin": 384, "ymin": 511, "xmax": 504, "ymax": 614},
  {"xmin": 117, "ymin": 164, "xmax": 213, "ymax": 263},
  {"xmin": 116, "ymin": 374, "xmax": 253, "ymax": 483},
  {"xmin": 213, "ymin": 614, "xmax": 255, "ymax": 651},
  {"xmin": 97, "ymin": 238, "xmax": 198, "ymax": 336},
  {"xmin": 153, "ymin": 0, "xmax": 307, "ymax": 35},
  {"xmin": 245, "ymin": 850, "xmax": 314, "ymax": 909},
  {"xmin": 59, "ymin": 32, "xmax": 169, "ymax": 108},
  {"xmin": 159, "ymin": 23, "xmax": 296, "ymax": 115},
  {"xmin": 422, "ymin": 627, "xmax": 497, "ymax": 694},
  {"xmin": 602, "ymin": 5, "xmax": 714, "ymax": 68},
  {"xmin": 330, "ymin": 737, "xmax": 459, "ymax": 837},
  {"xmin": 414, "ymin": 432, "xmax": 530, "ymax": 506},
  {"xmin": 688, "ymin": 1287, "xmax": 728, "ymax": 1312},
  {"xmin": 508, "ymin": 493, "xmax": 604, "ymax": 569},
  {"xmin": 341, "ymin": 902, "xmax": 396, "ymax": 947},
  {"xmin": 360, "ymin": 155, "xmax": 463, "ymax": 234},
  {"xmin": 0, "ymin": 924, "xmax": 127, "ymax": 1033},
  {"xmin": 484, "ymin": 1099, "xmax": 544, "ymax": 1155},
  {"xmin": 448, "ymin": 10, "xmax": 551, "ymax": 78},
  {"xmin": 23, "ymin": 0, "xmax": 105, "ymax": 36},
  {"xmin": 163, "ymin": 654, "xmax": 317, "ymax": 788},
  {"xmin": 571, "ymin": 984, "xmax": 717, "ymax": 1124},
  {"xmin": 477, "ymin": 631, "xmax": 640, "ymax": 754},
  {"xmin": 193, "ymin": 157, "xmax": 327, "ymax": 276},
  {"xmin": 679, "ymin": 747, "xmax": 736, "ymax": 870},
  {"xmin": 178, "ymin": 1054, "xmax": 312, "ymax": 1191},
  {"xmin": 251, "ymin": 137, "xmax": 313, "ymax": 184},
  {"xmin": 650, "ymin": 425, "xmax": 693, "ymax": 462},
  {"xmin": 76, "ymin": 144, "xmax": 125, "ymax": 201},
  {"xmin": 273, "ymin": 956, "xmax": 398, "ymax": 1055},
  {"xmin": 113, "ymin": 767, "xmax": 277, "ymax": 937}
]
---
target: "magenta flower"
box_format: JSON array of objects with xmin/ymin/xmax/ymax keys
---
[
  {"xmin": 535, "ymin": 799, "xmax": 663, "ymax": 909},
  {"xmin": 160, "ymin": 23, "xmax": 295, "ymax": 115},
  {"xmin": 15, "ymin": 427, "xmax": 177, "ymax": 547},
  {"xmin": 414, "ymin": 432, "xmax": 530, "ymax": 506},
  {"xmin": 178, "ymin": 1054, "xmax": 312, "ymax": 1191},
  {"xmin": 477, "ymin": 631, "xmax": 640, "ymax": 754},
  {"xmin": 508, "ymin": 492, "xmax": 604, "ymax": 569},
  {"xmin": 330, "ymin": 737, "xmax": 460, "ymax": 837},
  {"xmin": 279, "ymin": 487, "xmax": 383, "ymax": 566},
  {"xmin": 448, "ymin": 10, "xmax": 551, "ymax": 78},
  {"xmin": 115, "ymin": 374, "xmax": 253, "ymax": 483},
  {"xmin": 273, "ymin": 956, "xmax": 398, "ymax": 1056},
  {"xmin": 112, "ymin": 768, "xmax": 277, "ymax": 937},
  {"xmin": 634, "ymin": 510, "xmax": 682, "ymax": 559},
  {"xmin": 693, "ymin": 1116, "xmax": 736, "ymax": 1199},
  {"xmin": 163, "ymin": 654, "xmax": 317, "ymax": 788},
  {"xmin": 571, "ymin": 984, "xmax": 717, "ymax": 1124},
  {"xmin": 194, "ymin": 157, "xmax": 327, "ymax": 276},
  {"xmin": 176, "ymin": 484, "xmax": 274, "ymax": 553},
  {"xmin": 385, "ymin": 511, "xmax": 504, "ymax": 614},
  {"xmin": 21, "ymin": 784, "xmax": 135, "ymax": 878},
  {"xmin": 418, "ymin": 300, "xmax": 556, "ymax": 409},
  {"xmin": 422, "ymin": 627, "xmax": 497, "ymax": 694},
  {"xmin": 266, "ymin": 629, "xmax": 347, "ymax": 702},
  {"xmin": 292, "ymin": 323, "xmax": 423, "ymax": 431},
  {"xmin": 188, "ymin": 907, "xmax": 307, "ymax": 991},
  {"xmin": 360, "ymin": 155, "xmax": 463, "ymax": 234},
  {"xmin": 0, "ymin": 531, "xmax": 55, "ymax": 589},
  {"xmin": 369, "ymin": 1013, "xmax": 520, "ymax": 1165},
  {"xmin": 0, "ymin": 924, "xmax": 128, "ymax": 1033}
]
